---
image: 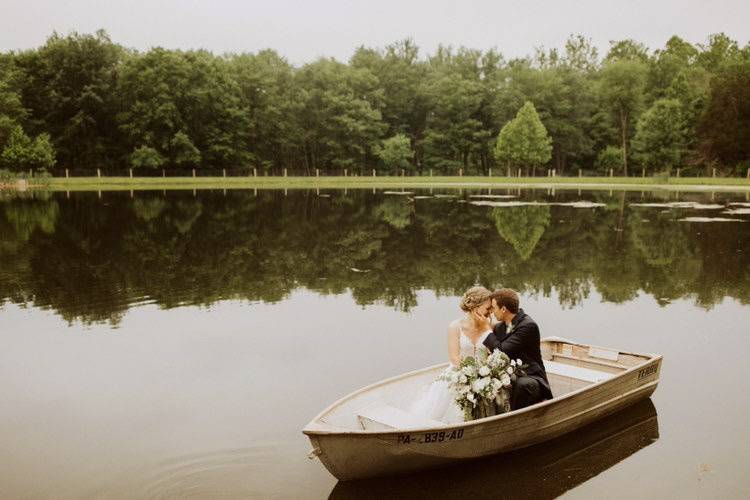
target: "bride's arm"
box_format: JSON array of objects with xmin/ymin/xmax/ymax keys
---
[{"xmin": 448, "ymin": 323, "xmax": 461, "ymax": 367}]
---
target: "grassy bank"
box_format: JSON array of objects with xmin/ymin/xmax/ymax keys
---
[{"xmin": 18, "ymin": 175, "xmax": 750, "ymax": 192}]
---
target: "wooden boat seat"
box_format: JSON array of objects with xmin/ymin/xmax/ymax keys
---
[
  {"xmin": 544, "ymin": 360, "xmax": 614, "ymax": 383},
  {"xmin": 356, "ymin": 402, "xmax": 444, "ymax": 431}
]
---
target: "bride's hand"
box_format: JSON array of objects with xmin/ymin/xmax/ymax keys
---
[{"xmin": 471, "ymin": 310, "xmax": 491, "ymax": 331}]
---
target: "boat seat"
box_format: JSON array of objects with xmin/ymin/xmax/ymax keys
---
[
  {"xmin": 544, "ymin": 360, "xmax": 613, "ymax": 383},
  {"xmin": 356, "ymin": 402, "xmax": 444, "ymax": 431}
]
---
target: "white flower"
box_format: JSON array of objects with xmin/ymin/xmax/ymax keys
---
[
  {"xmin": 489, "ymin": 350, "xmax": 507, "ymax": 369},
  {"xmin": 501, "ymin": 373, "xmax": 511, "ymax": 387},
  {"xmin": 516, "ymin": 358, "xmax": 523, "ymax": 367},
  {"xmin": 472, "ymin": 377, "xmax": 489, "ymax": 393},
  {"xmin": 467, "ymin": 392, "xmax": 476, "ymax": 403},
  {"xmin": 478, "ymin": 366, "xmax": 490, "ymax": 377},
  {"xmin": 491, "ymin": 378, "xmax": 502, "ymax": 392},
  {"xmin": 510, "ymin": 359, "xmax": 516, "ymax": 368},
  {"xmin": 506, "ymin": 366, "xmax": 514, "ymax": 375},
  {"xmin": 459, "ymin": 374, "xmax": 468, "ymax": 384}
]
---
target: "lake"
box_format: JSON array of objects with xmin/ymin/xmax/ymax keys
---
[{"xmin": 1, "ymin": 187, "xmax": 749, "ymax": 499}]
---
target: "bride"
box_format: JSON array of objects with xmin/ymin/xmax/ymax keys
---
[{"xmin": 410, "ymin": 286, "xmax": 494, "ymax": 423}]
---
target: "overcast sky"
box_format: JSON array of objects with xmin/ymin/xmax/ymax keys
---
[{"xmin": 1, "ymin": 0, "xmax": 748, "ymax": 65}]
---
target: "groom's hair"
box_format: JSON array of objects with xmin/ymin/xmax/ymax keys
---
[{"xmin": 491, "ymin": 288, "xmax": 519, "ymax": 314}]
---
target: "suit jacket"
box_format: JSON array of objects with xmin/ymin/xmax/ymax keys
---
[{"xmin": 482, "ymin": 309, "xmax": 553, "ymax": 400}]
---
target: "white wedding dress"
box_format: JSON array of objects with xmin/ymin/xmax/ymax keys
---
[{"xmin": 409, "ymin": 328, "xmax": 490, "ymax": 424}]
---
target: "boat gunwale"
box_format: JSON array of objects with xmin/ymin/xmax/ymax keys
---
[{"xmin": 303, "ymin": 337, "xmax": 661, "ymax": 436}]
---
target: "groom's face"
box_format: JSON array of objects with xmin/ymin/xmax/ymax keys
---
[{"xmin": 491, "ymin": 299, "xmax": 505, "ymax": 321}]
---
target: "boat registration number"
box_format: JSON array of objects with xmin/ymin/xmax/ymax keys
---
[
  {"xmin": 397, "ymin": 429, "xmax": 464, "ymax": 445},
  {"xmin": 637, "ymin": 364, "xmax": 658, "ymax": 380}
]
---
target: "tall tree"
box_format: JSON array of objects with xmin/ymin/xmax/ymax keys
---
[
  {"xmin": 422, "ymin": 47, "xmax": 488, "ymax": 172},
  {"xmin": 598, "ymin": 60, "xmax": 647, "ymax": 175},
  {"xmin": 632, "ymin": 98, "xmax": 687, "ymax": 172},
  {"xmin": 494, "ymin": 101, "xmax": 552, "ymax": 175}
]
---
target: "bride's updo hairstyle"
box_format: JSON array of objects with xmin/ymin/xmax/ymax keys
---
[{"xmin": 459, "ymin": 286, "xmax": 492, "ymax": 312}]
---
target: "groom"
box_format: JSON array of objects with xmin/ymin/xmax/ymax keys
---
[{"xmin": 482, "ymin": 288, "xmax": 552, "ymax": 410}]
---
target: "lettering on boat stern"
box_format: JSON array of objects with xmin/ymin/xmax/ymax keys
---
[
  {"xmin": 637, "ymin": 364, "xmax": 658, "ymax": 380},
  {"xmin": 397, "ymin": 429, "xmax": 464, "ymax": 445}
]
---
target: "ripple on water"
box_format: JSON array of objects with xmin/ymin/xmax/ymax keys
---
[
  {"xmin": 145, "ymin": 447, "xmax": 275, "ymax": 499},
  {"xmin": 87, "ymin": 445, "xmax": 301, "ymax": 499}
]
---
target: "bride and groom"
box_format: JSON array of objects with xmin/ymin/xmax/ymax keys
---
[{"xmin": 411, "ymin": 286, "xmax": 553, "ymax": 423}]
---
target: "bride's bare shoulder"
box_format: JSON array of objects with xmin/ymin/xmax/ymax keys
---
[{"xmin": 447, "ymin": 319, "xmax": 463, "ymax": 334}]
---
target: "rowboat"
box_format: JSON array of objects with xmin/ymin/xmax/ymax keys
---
[
  {"xmin": 303, "ymin": 337, "xmax": 662, "ymax": 480},
  {"xmin": 329, "ymin": 398, "xmax": 659, "ymax": 498}
]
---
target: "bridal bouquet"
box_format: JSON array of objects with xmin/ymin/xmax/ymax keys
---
[{"xmin": 440, "ymin": 349, "xmax": 526, "ymax": 421}]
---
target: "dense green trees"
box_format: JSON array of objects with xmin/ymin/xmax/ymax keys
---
[
  {"xmin": 1, "ymin": 31, "xmax": 748, "ymax": 175},
  {"xmin": 13, "ymin": 30, "xmax": 121, "ymax": 169},
  {"xmin": 632, "ymin": 99, "xmax": 687, "ymax": 172}
]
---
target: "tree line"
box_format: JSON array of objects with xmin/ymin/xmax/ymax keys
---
[{"xmin": 0, "ymin": 30, "xmax": 748, "ymax": 176}]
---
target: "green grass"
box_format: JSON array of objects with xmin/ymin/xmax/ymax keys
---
[{"xmin": 17, "ymin": 174, "xmax": 750, "ymax": 192}]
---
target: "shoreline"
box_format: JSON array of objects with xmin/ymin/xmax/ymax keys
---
[{"xmin": 5, "ymin": 175, "xmax": 750, "ymax": 193}]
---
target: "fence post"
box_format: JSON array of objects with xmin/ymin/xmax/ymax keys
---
[
  {"xmin": 316, "ymin": 168, "xmax": 319, "ymax": 177},
  {"xmin": 642, "ymin": 168, "xmax": 645, "ymax": 178},
  {"xmin": 223, "ymin": 169, "xmax": 226, "ymax": 178},
  {"xmin": 162, "ymin": 169, "xmax": 165, "ymax": 178},
  {"xmin": 372, "ymin": 169, "xmax": 376, "ymax": 177},
  {"xmin": 65, "ymin": 168, "xmax": 69, "ymax": 178},
  {"xmin": 517, "ymin": 168, "xmax": 521, "ymax": 177},
  {"xmin": 712, "ymin": 168, "xmax": 716, "ymax": 178},
  {"xmin": 129, "ymin": 168, "xmax": 133, "ymax": 179},
  {"xmin": 677, "ymin": 168, "xmax": 681, "ymax": 178},
  {"xmin": 283, "ymin": 168, "xmax": 287, "ymax": 177},
  {"xmin": 430, "ymin": 169, "xmax": 433, "ymax": 177},
  {"xmin": 344, "ymin": 168, "xmax": 347, "ymax": 177},
  {"xmin": 192, "ymin": 169, "xmax": 196, "ymax": 178},
  {"xmin": 488, "ymin": 168, "xmax": 492, "ymax": 177},
  {"xmin": 97, "ymin": 168, "xmax": 101, "ymax": 178},
  {"xmin": 253, "ymin": 168, "xmax": 257, "ymax": 177},
  {"xmin": 609, "ymin": 168, "xmax": 613, "ymax": 178},
  {"xmin": 747, "ymin": 169, "xmax": 750, "ymax": 179},
  {"xmin": 459, "ymin": 168, "xmax": 463, "ymax": 177},
  {"xmin": 578, "ymin": 169, "xmax": 582, "ymax": 178},
  {"xmin": 401, "ymin": 169, "xmax": 405, "ymax": 177},
  {"xmin": 552, "ymin": 169, "xmax": 556, "ymax": 177}
]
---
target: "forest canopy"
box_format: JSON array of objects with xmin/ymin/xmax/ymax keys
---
[{"xmin": 0, "ymin": 31, "xmax": 748, "ymax": 176}]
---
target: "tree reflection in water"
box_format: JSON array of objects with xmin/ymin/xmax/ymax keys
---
[{"xmin": 0, "ymin": 189, "xmax": 748, "ymax": 325}]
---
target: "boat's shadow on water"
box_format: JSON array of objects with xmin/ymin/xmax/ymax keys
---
[{"xmin": 329, "ymin": 399, "xmax": 659, "ymax": 500}]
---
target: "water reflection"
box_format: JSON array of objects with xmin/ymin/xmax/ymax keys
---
[
  {"xmin": 1, "ymin": 188, "xmax": 749, "ymax": 325},
  {"xmin": 330, "ymin": 399, "xmax": 659, "ymax": 500}
]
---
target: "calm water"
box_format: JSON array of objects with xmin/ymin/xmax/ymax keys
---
[{"xmin": 1, "ymin": 187, "xmax": 749, "ymax": 499}]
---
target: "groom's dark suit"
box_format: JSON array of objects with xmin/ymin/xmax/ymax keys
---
[{"xmin": 483, "ymin": 308, "xmax": 553, "ymax": 410}]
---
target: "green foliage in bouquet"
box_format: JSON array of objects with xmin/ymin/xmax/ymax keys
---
[{"xmin": 440, "ymin": 348, "xmax": 527, "ymax": 421}]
